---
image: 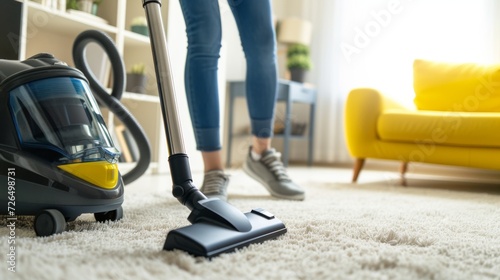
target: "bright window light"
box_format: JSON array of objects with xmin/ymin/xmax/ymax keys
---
[{"xmin": 336, "ymin": 0, "xmax": 498, "ymax": 107}]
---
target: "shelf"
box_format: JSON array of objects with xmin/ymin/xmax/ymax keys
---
[
  {"xmin": 230, "ymin": 133, "xmax": 308, "ymax": 140},
  {"xmin": 27, "ymin": 2, "xmax": 118, "ymax": 37},
  {"xmin": 122, "ymin": 92, "xmax": 159, "ymax": 103},
  {"xmin": 273, "ymin": 134, "xmax": 309, "ymax": 139},
  {"xmin": 6, "ymin": 0, "xmax": 169, "ymax": 176},
  {"xmin": 123, "ymin": 30, "xmax": 151, "ymax": 47}
]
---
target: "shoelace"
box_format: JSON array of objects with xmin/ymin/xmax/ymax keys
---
[
  {"xmin": 260, "ymin": 151, "xmax": 291, "ymax": 182},
  {"xmin": 202, "ymin": 172, "xmax": 228, "ymax": 194}
]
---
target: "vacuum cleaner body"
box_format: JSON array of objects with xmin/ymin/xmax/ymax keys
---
[{"xmin": 0, "ymin": 53, "xmax": 124, "ymax": 235}]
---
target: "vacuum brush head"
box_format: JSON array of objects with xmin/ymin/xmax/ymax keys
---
[{"xmin": 164, "ymin": 205, "xmax": 287, "ymax": 258}]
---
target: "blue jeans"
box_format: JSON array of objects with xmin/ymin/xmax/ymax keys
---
[{"xmin": 179, "ymin": 0, "xmax": 278, "ymax": 151}]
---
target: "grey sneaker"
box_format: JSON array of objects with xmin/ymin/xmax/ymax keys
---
[
  {"xmin": 200, "ymin": 170, "xmax": 230, "ymax": 201},
  {"xmin": 243, "ymin": 148, "xmax": 305, "ymax": 200}
]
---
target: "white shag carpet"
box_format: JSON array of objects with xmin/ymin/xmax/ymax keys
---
[{"xmin": 1, "ymin": 167, "xmax": 500, "ymax": 280}]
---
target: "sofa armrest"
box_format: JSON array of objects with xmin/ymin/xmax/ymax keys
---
[{"xmin": 344, "ymin": 88, "xmax": 406, "ymax": 157}]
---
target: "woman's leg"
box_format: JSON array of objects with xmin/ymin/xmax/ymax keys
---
[
  {"xmin": 179, "ymin": 0, "xmax": 228, "ymax": 200},
  {"xmin": 229, "ymin": 0, "xmax": 305, "ymax": 200},
  {"xmin": 227, "ymin": 0, "xmax": 278, "ymax": 144},
  {"xmin": 179, "ymin": 0, "xmax": 223, "ymax": 156}
]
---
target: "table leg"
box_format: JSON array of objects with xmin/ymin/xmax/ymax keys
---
[
  {"xmin": 308, "ymin": 102, "xmax": 315, "ymax": 166},
  {"xmin": 226, "ymin": 92, "xmax": 235, "ymax": 168},
  {"xmin": 283, "ymin": 95, "xmax": 292, "ymax": 167}
]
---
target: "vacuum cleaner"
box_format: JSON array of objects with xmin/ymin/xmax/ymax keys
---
[
  {"xmin": 0, "ymin": 53, "xmax": 125, "ymax": 237},
  {"xmin": 142, "ymin": 0, "xmax": 287, "ymax": 257},
  {"xmin": 0, "ymin": 30, "xmax": 151, "ymax": 237}
]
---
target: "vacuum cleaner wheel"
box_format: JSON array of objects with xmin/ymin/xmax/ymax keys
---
[
  {"xmin": 34, "ymin": 209, "xmax": 67, "ymax": 237},
  {"xmin": 94, "ymin": 206, "xmax": 123, "ymax": 223}
]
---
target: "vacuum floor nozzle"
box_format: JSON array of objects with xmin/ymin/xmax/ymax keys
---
[{"xmin": 164, "ymin": 208, "xmax": 287, "ymax": 258}]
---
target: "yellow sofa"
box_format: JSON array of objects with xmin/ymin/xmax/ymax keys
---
[{"xmin": 345, "ymin": 59, "xmax": 500, "ymax": 182}]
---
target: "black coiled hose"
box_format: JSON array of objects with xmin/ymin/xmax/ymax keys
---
[{"xmin": 72, "ymin": 30, "xmax": 151, "ymax": 185}]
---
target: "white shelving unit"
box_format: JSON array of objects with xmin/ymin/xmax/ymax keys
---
[{"xmin": 10, "ymin": 0, "xmax": 169, "ymax": 174}]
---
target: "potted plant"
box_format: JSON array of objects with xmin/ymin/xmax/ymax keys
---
[
  {"xmin": 126, "ymin": 63, "xmax": 147, "ymax": 94},
  {"xmin": 286, "ymin": 44, "xmax": 312, "ymax": 83},
  {"xmin": 91, "ymin": 0, "xmax": 102, "ymax": 15},
  {"xmin": 74, "ymin": 0, "xmax": 93, "ymax": 13},
  {"xmin": 67, "ymin": 0, "xmax": 100, "ymax": 15},
  {"xmin": 66, "ymin": 0, "xmax": 78, "ymax": 10},
  {"xmin": 130, "ymin": 16, "xmax": 149, "ymax": 37}
]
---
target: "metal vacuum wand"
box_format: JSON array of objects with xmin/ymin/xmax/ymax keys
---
[
  {"xmin": 142, "ymin": 0, "xmax": 206, "ymax": 209},
  {"xmin": 142, "ymin": 0, "xmax": 184, "ymax": 155}
]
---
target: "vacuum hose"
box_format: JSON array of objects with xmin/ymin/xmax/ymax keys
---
[{"xmin": 72, "ymin": 30, "xmax": 151, "ymax": 185}]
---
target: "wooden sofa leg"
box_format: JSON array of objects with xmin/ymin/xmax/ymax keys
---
[
  {"xmin": 352, "ymin": 158, "xmax": 365, "ymax": 183},
  {"xmin": 400, "ymin": 162, "xmax": 408, "ymax": 186}
]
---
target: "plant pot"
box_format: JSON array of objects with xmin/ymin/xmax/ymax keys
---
[
  {"xmin": 290, "ymin": 68, "xmax": 306, "ymax": 83},
  {"xmin": 76, "ymin": 0, "xmax": 93, "ymax": 13},
  {"xmin": 91, "ymin": 3, "xmax": 99, "ymax": 15},
  {"xmin": 131, "ymin": 25, "xmax": 149, "ymax": 37},
  {"xmin": 126, "ymin": 74, "xmax": 147, "ymax": 94}
]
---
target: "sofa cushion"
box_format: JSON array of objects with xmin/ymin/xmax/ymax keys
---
[
  {"xmin": 377, "ymin": 109, "xmax": 500, "ymax": 148},
  {"xmin": 413, "ymin": 59, "xmax": 500, "ymax": 112}
]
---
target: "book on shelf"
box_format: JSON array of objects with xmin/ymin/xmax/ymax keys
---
[{"xmin": 114, "ymin": 124, "xmax": 140, "ymax": 163}]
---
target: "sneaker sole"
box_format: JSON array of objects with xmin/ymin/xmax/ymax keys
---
[{"xmin": 242, "ymin": 162, "xmax": 305, "ymax": 201}]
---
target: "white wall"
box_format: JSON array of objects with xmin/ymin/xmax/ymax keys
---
[{"xmin": 219, "ymin": 2, "xmax": 246, "ymax": 81}]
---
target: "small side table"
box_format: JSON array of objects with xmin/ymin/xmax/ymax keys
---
[{"xmin": 226, "ymin": 79, "xmax": 316, "ymax": 167}]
